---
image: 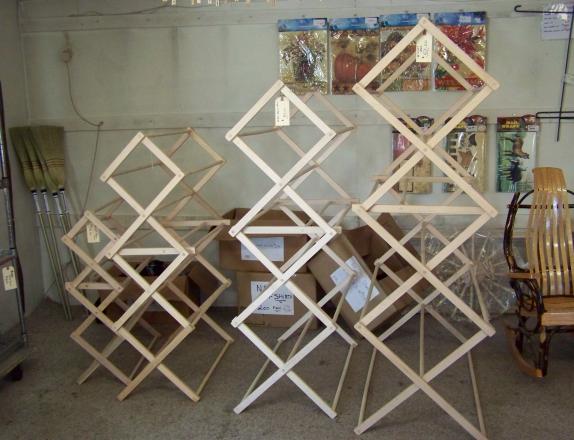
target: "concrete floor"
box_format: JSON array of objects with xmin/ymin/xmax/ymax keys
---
[{"xmin": 0, "ymin": 300, "xmax": 573, "ymax": 440}]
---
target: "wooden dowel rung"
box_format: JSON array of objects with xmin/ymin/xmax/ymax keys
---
[
  {"xmin": 240, "ymin": 126, "xmax": 281, "ymax": 137},
  {"xmin": 369, "ymin": 205, "xmax": 485, "ymax": 215}
]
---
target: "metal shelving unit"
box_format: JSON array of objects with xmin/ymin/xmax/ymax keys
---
[{"xmin": 0, "ymin": 82, "xmax": 28, "ymax": 382}]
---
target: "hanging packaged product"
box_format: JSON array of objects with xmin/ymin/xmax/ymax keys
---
[
  {"xmin": 380, "ymin": 13, "xmax": 431, "ymax": 92},
  {"xmin": 392, "ymin": 116, "xmax": 433, "ymax": 194},
  {"xmin": 433, "ymin": 11, "xmax": 487, "ymax": 91},
  {"xmin": 329, "ymin": 17, "xmax": 380, "ymax": 94},
  {"xmin": 443, "ymin": 115, "xmax": 487, "ymax": 192},
  {"xmin": 278, "ymin": 18, "xmax": 329, "ymax": 95},
  {"xmin": 496, "ymin": 115, "xmax": 539, "ymax": 193}
]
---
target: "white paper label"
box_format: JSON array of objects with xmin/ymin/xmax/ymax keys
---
[
  {"xmin": 250, "ymin": 281, "xmax": 294, "ymax": 315},
  {"xmin": 330, "ymin": 256, "xmax": 380, "ymax": 313},
  {"xmin": 241, "ymin": 237, "xmax": 285, "ymax": 262},
  {"xmin": 416, "ymin": 34, "xmax": 432, "ymax": 63},
  {"xmin": 542, "ymin": 3, "xmax": 574, "ymax": 40},
  {"xmin": 275, "ymin": 97, "xmax": 290, "ymax": 127},
  {"xmin": 2, "ymin": 266, "xmax": 17, "ymax": 291},
  {"xmin": 86, "ymin": 222, "xmax": 101, "ymax": 243},
  {"xmin": 365, "ymin": 17, "xmax": 378, "ymax": 25}
]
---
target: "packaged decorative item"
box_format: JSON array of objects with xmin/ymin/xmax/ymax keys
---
[
  {"xmin": 444, "ymin": 115, "xmax": 487, "ymax": 192},
  {"xmin": 434, "ymin": 12, "xmax": 487, "ymax": 90},
  {"xmin": 278, "ymin": 18, "xmax": 329, "ymax": 95},
  {"xmin": 496, "ymin": 115, "xmax": 539, "ymax": 193},
  {"xmin": 330, "ymin": 17, "xmax": 380, "ymax": 94},
  {"xmin": 392, "ymin": 116, "xmax": 433, "ymax": 194},
  {"xmin": 380, "ymin": 13, "xmax": 431, "ymax": 92}
]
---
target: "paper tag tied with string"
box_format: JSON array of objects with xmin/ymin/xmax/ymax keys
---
[
  {"xmin": 3, "ymin": 266, "xmax": 17, "ymax": 291},
  {"xmin": 87, "ymin": 222, "xmax": 101, "ymax": 243},
  {"xmin": 416, "ymin": 34, "xmax": 432, "ymax": 63},
  {"xmin": 275, "ymin": 97, "xmax": 290, "ymax": 127}
]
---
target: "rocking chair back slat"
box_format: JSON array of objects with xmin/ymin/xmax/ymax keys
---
[{"xmin": 528, "ymin": 168, "xmax": 574, "ymax": 297}]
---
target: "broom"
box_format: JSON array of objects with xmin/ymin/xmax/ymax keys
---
[
  {"xmin": 10, "ymin": 127, "xmax": 72, "ymax": 320},
  {"xmin": 31, "ymin": 126, "xmax": 81, "ymax": 277}
]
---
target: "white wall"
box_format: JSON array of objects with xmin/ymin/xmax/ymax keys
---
[
  {"xmin": 17, "ymin": 0, "xmax": 574, "ymax": 305},
  {"xmin": 0, "ymin": 0, "xmax": 44, "ymax": 331}
]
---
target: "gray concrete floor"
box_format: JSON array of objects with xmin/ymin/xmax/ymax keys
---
[{"xmin": 0, "ymin": 300, "xmax": 573, "ymax": 439}]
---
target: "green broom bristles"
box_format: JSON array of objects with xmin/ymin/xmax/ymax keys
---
[
  {"xmin": 9, "ymin": 127, "xmax": 39, "ymax": 192},
  {"xmin": 31, "ymin": 126, "xmax": 66, "ymax": 191}
]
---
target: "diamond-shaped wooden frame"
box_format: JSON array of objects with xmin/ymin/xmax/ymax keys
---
[{"xmin": 352, "ymin": 17, "xmax": 498, "ymax": 439}]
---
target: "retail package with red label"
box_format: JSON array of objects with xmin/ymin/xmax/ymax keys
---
[
  {"xmin": 433, "ymin": 11, "xmax": 487, "ymax": 91},
  {"xmin": 330, "ymin": 17, "xmax": 380, "ymax": 94},
  {"xmin": 380, "ymin": 13, "xmax": 431, "ymax": 91},
  {"xmin": 278, "ymin": 18, "xmax": 329, "ymax": 95},
  {"xmin": 444, "ymin": 115, "xmax": 487, "ymax": 192},
  {"xmin": 392, "ymin": 116, "xmax": 434, "ymax": 194}
]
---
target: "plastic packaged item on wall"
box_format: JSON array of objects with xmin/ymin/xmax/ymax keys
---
[
  {"xmin": 380, "ymin": 13, "xmax": 431, "ymax": 92},
  {"xmin": 278, "ymin": 18, "xmax": 329, "ymax": 95},
  {"xmin": 496, "ymin": 115, "xmax": 539, "ymax": 192},
  {"xmin": 392, "ymin": 115, "xmax": 433, "ymax": 194},
  {"xmin": 433, "ymin": 11, "xmax": 487, "ymax": 90},
  {"xmin": 443, "ymin": 115, "xmax": 487, "ymax": 192},
  {"xmin": 329, "ymin": 17, "xmax": 380, "ymax": 95}
]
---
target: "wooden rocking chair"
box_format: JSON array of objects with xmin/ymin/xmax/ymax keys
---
[{"xmin": 504, "ymin": 167, "xmax": 574, "ymax": 377}]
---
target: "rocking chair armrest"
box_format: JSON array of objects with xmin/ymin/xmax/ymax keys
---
[{"xmin": 507, "ymin": 271, "xmax": 537, "ymax": 280}]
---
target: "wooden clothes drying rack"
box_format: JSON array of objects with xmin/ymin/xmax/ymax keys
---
[
  {"xmin": 225, "ymin": 82, "xmax": 360, "ymax": 418},
  {"xmin": 351, "ymin": 17, "xmax": 498, "ymax": 439},
  {"xmin": 62, "ymin": 128, "xmax": 233, "ymax": 401}
]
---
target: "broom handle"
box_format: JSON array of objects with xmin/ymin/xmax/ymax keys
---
[
  {"xmin": 59, "ymin": 190, "xmax": 83, "ymax": 273},
  {"xmin": 42, "ymin": 190, "xmax": 72, "ymax": 320},
  {"xmin": 53, "ymin": 192, "xmax": 80, "ymax": 277},
  {"xmin": 35, "ymin": 191, "xmax": 72, "ymax": 320}
]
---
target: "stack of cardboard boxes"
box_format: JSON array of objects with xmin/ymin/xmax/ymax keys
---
[
  {"xmin": 218, "ymin": 209, "xmax": 429, "ymax": 336},
  {"xmin": 218, "ymin": 209, "xmax": 318, "ymax": 329}
]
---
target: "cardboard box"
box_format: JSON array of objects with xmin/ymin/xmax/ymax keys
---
[
  {"xmin": 217, "ymin": 208, "xmax": 309, "ymax": 273},
  {"xmin": 99, "ymin": 261, "xmax": 198, "ymax": 326},
  {"xmin": 308, "ymin": 214, "xmax": 429, "ymax": 336},
  {"xmin": 236, "ymin": 271, "xmax": 318, "ymax": 329}
]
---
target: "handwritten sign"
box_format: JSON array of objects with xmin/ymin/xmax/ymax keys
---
[
  {"xmin": 2, "ymin": 266, "xmax": 17, "ymax": 291},
  {"xmin": 241, "ymin": 237, "xmax": 285, "ymax": 262},
  {"xmin": 275, "ymin": 97, "xmax": 290, "ymax": 127},
  {"xmin": 86, "ymin": 222, "xmax": 101, "ymax": 243},
  {"xmin": 416, "ymin": 34, "xmax": 433, "ymax": 63},
  {"xmin": 330, "ymin": 256, "xmax": 380, "ymax": 312},
  {"xmin": 250, "ymin": 281, "xmax": 294, "ymax": 315},
  {"xmin": 541, "ymin": 3, "xmax": 574, "ymax": 40}
]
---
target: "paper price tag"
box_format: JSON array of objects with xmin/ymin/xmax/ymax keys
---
[
  {"xmin": 275, "ymin": 97, "xmax": 290, "ymax": 127},
  {"xmin": 3, "ymin": 266, "xmax": 17, "ymax": 291},
  {"xmin": 86, "ymin": 222, "xmax": 101, "ymax": 243},
  {"xmin": 416, "ymin": 34, "xmax": 432, "ymax": 63}
]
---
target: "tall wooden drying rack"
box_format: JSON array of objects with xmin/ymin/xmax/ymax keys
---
[
  {"xmin": 62, "ymin": 128, "xmax": 233, "ymax": 401},
  {"xmin": 352, "ymin": 17, "xmax": 499, "ymax": 439}
]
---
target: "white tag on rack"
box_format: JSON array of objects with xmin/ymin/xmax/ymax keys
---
[
  {"xmin": 275, "ymin": 97, "xmax": 290, "ymax": 127},
  {"xmin": 3, "ymin": 266, "xmax": 17, "ymax": 291},
  {"xmin": 87, "ymin": 222, "xmax": 101, "ymax": 243},
  {"xmin": 416, "ymin": 34, "xmax": 432, "ymax": 63}
]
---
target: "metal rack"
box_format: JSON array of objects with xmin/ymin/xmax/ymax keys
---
[{"xmin": 0, "ymin": 82, "xmax": 28, "ymax": 381}]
